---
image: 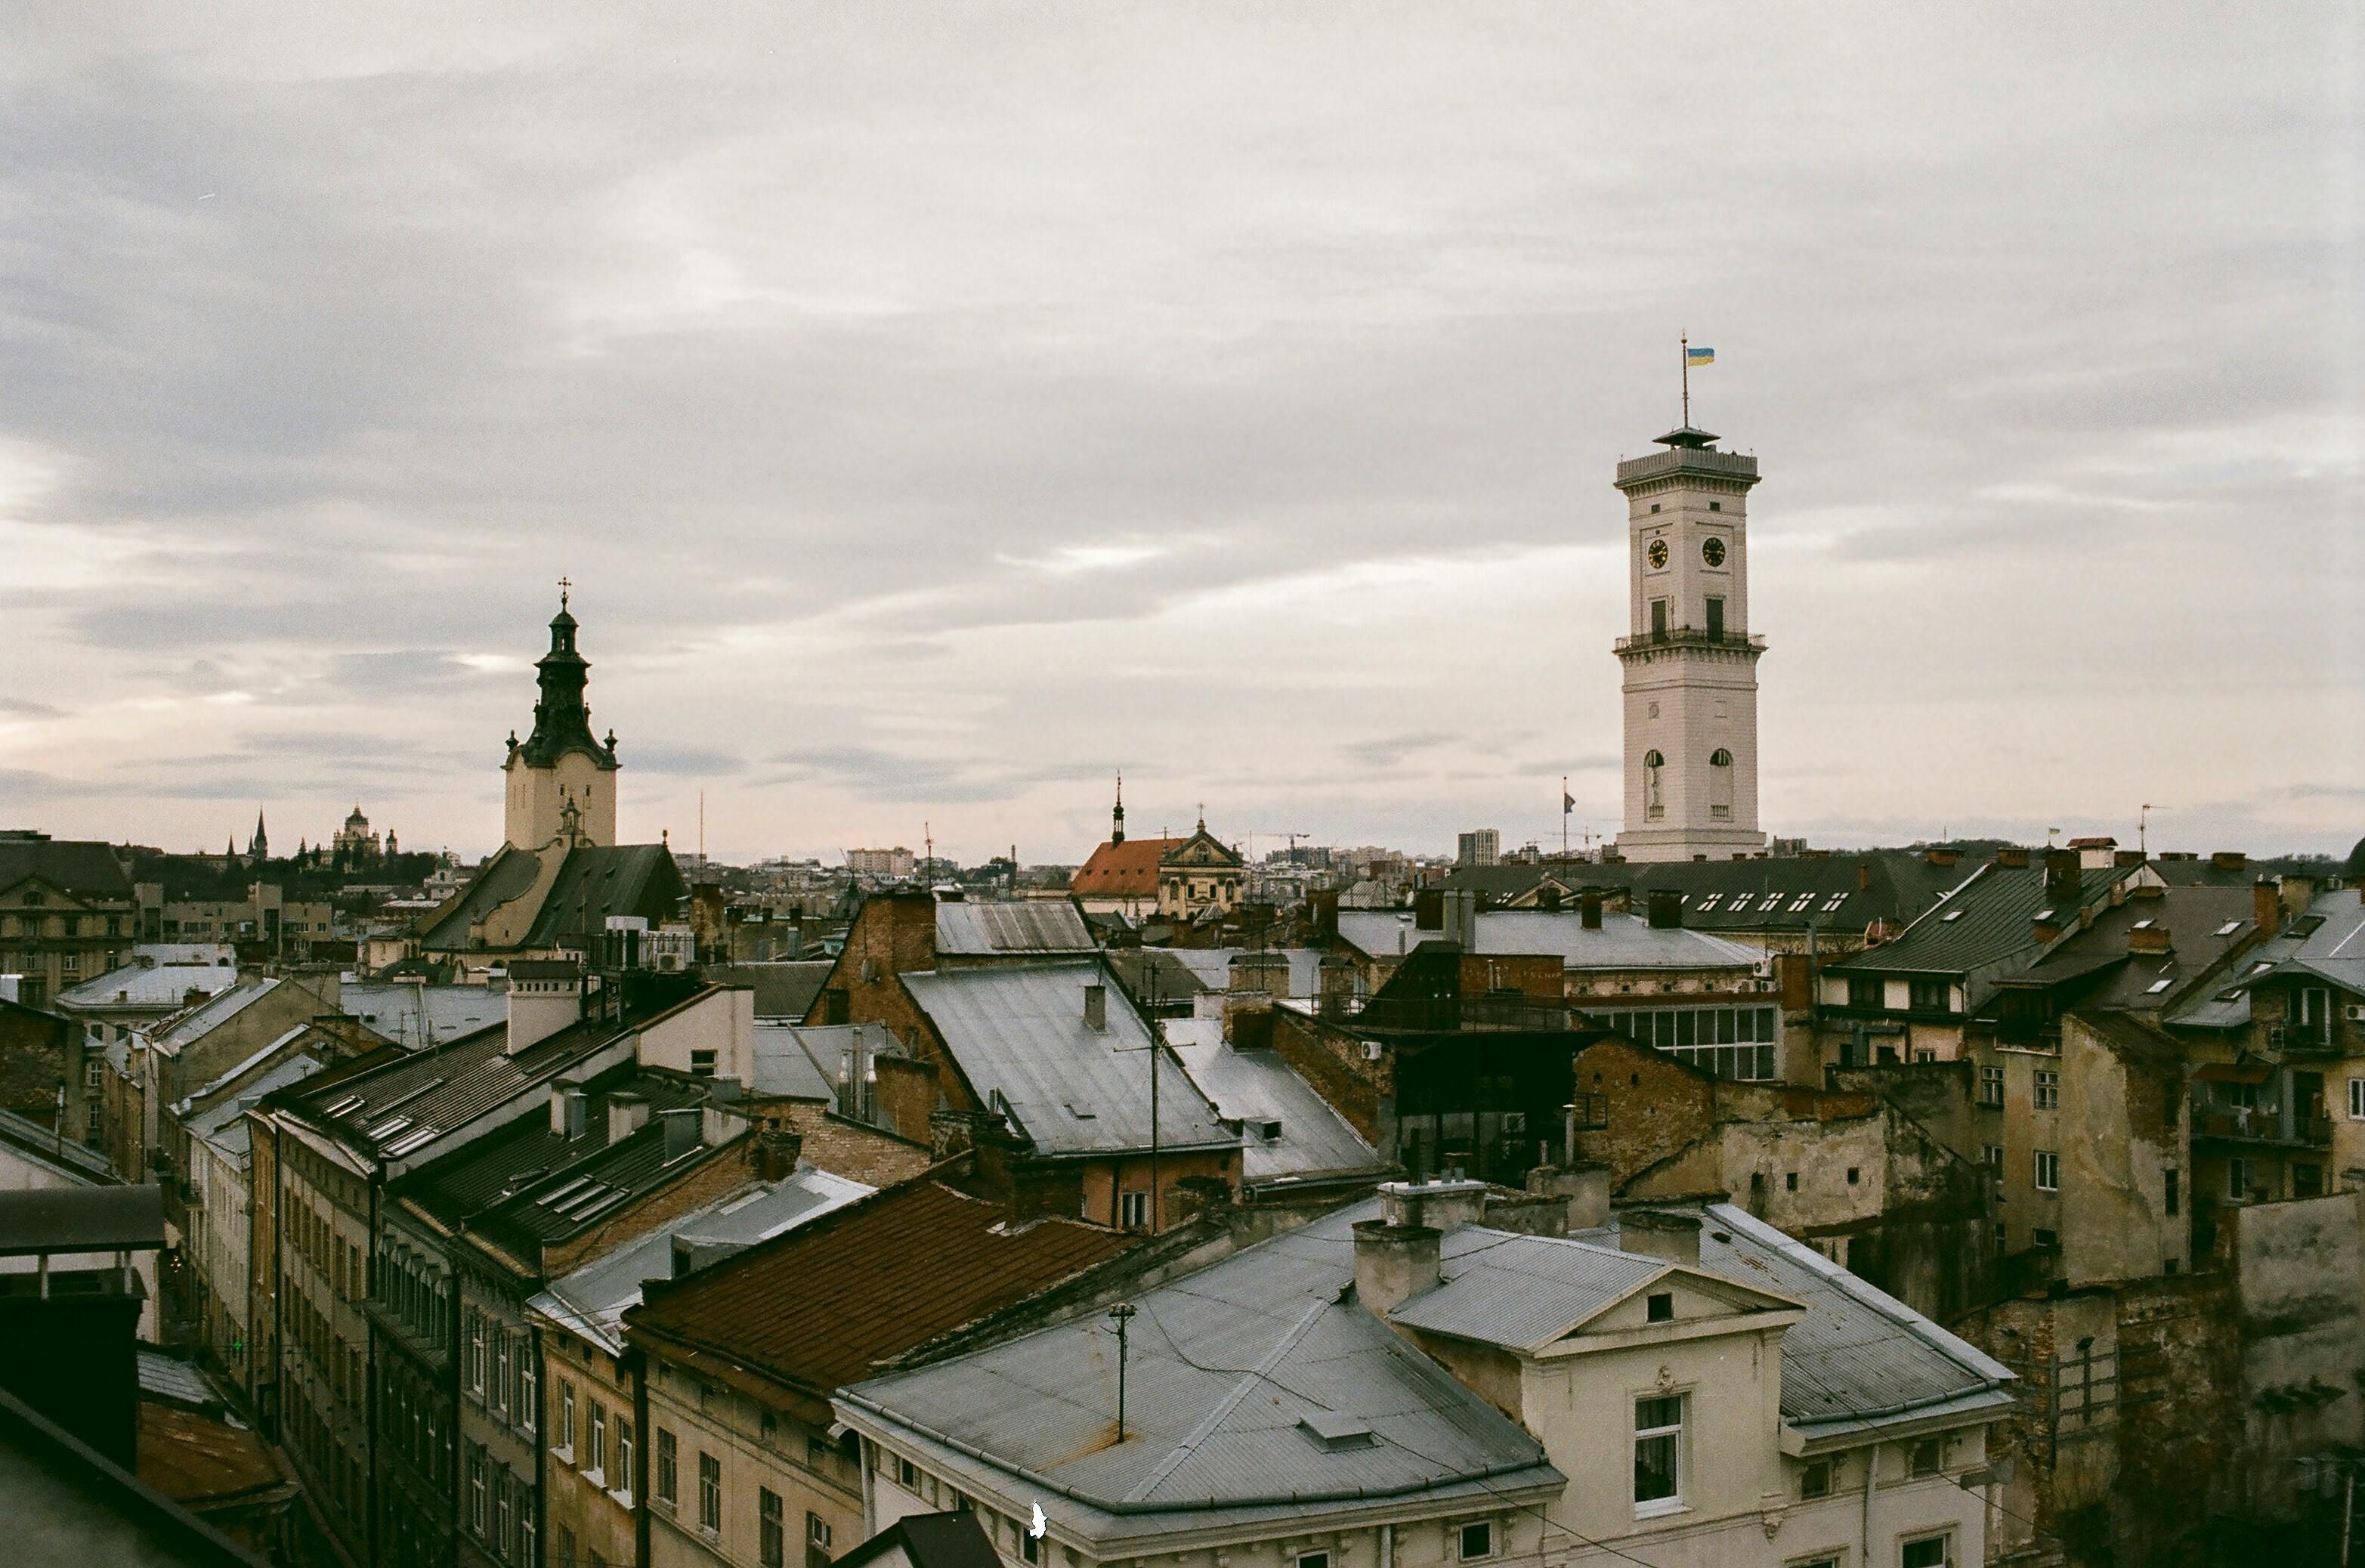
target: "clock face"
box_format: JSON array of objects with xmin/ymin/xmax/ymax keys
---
[
  {"xmin": 1702, "ymin": 537, "xmax": 1727, "ymax": 567},
  {"xmin": 1646, "ymin": 538, "xmax": 1669, "ymax": 570}
]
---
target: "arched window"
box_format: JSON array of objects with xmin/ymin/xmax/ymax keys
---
[
  {"xmin": 1643, "ymin": 750, "xmax": 1665, "ymax": 820},
  {"xmin": 1709, "ymin": 749, "xmax": 1734, "ymax": 821}
]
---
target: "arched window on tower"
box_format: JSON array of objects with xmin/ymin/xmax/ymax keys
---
[
  {"xmin": 1709, "ymin": 749, "xmax": 1734, "ymax": 821},
  {"xmin": 1643, "ymin": 750, "xmax": 1665, "ymax": 821}
]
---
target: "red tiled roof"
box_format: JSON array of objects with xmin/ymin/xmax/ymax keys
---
[
  {"xmin": 624, "ymin": 1179, "xmax": 1131, "ymax": 1414},
  {"xmin": 1071, "ymin": 837, "xmax": 1183, "ymax": 897}
]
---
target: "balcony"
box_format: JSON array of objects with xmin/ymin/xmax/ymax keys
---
[
  {"xmin": 2192, "ymin": 1106, "xmax": 2329, "ymax": 1149},
  {"xmin": 1613, "ymin": 627, "xmax": 1768, "ymax": 657},
  {"xmin": 1615, "ymin": 446, "xmax": 1761, "ymax": 486},
  {"xmin": 2265, "ymin": 1022, "xmax": 2336, "ymax": 1058}
]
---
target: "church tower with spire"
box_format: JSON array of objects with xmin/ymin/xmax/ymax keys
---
[
  {"xmin": 1111, "ymin": 774, "xmax": 1125, "ymax": 846},
  {"xmin": 503, "ymin": 585, "xmax": 621, "ymax": 850}
]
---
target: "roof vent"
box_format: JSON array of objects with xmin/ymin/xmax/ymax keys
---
[{"xmin": 1297, "ymin": 1411, "xmax": 1376, "ymax": 1451}]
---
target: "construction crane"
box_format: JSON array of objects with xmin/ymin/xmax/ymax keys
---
[{"xmin": 1247, "ymin": 830, "xmax": 1314, "ymax": 868}]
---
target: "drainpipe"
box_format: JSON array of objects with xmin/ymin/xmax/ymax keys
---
[
  {"xmin": 861, "ymin": 1434, "xmax": 878, "ymax": 1535},
  {"xmin": 1862, "ymin": 1440, "xmax": 1880, "ymax": 1567},
  {"xmin": 1380, "ymin": 1521, "xmax": 1394, "ymax": 1568}
]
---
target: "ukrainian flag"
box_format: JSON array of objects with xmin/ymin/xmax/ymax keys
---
[{"xmin": 1686, "ymin": 346, "xmax": 1716, "ymax": 367}]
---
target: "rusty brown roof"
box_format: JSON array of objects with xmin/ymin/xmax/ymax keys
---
[
  {"xmin": 624, "ymin": 1178, "xmax": 1130, "ymax": 1413},
  {"xmin": 1071, "ymin": 837, "xmax": 1183, "ymax": 898}
]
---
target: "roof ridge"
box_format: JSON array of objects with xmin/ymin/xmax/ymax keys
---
[{"xmin": 1119, "ymin": 1294, "xmax": 1331, "ymax": 1503}]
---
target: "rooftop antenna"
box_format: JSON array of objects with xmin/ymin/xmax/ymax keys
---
[
  {"xmin": 1106, "ymin": 1302, "xmax": 1137, "ymax": 1441},
  {"xmin": 1680, "ymin": 330, "xmax": 1691, "ymax": 429}
]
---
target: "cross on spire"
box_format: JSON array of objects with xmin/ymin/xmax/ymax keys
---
[{"xmin": 558, "ymin": 575, "xmax": 572, "ymax": 611}]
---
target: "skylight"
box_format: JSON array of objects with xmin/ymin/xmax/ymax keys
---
[
  {"xmin": 2033, "ymin": 908, "xmax": 2055, "ymax": 922},
  {"xmin": 384, "ymin": 1126, "xmax": 440, "ymax": 1158},
  {"xmin": 1697, "ymin": 895, "xmax": 1722, "ymax": 911},
  {"xmin": 2145, "ymin": 979, "xmax": 2175, "ymax": 994},
  {"xmin": 1943, "ymin": 911, "xmax": 1965, "ymax": 922},
  {"xmin": 2214, "ymin": 920, "xmax": 2243, "ymax": 938},
  {"xmin": 2132, "ymin": 919, "xmax": 2155, "ymax": 930}
]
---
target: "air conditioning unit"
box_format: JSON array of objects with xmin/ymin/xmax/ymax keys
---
[
  {"xmin": 2346, "ymin": 1004, "xmax": 2365, "ymax": 1023},
  {"xmin": 1362, "ymin": 1041, "xmax": 1383, "ymax": 1062}
]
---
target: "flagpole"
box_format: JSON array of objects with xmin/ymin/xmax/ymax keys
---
[
  {"xmin": 1561, "ymin": 775, "xmax": 1569, "ymax": 858},
  {"xmin": 1680, "ymin": 331, "xmax": 1690, "ymax": 428}
]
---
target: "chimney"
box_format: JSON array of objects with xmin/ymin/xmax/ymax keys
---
[
  {"xmin": 1526, "ymin": 1163, "xmax": 1611, "ymax": 1232},
  {"xmin": 1996, "ymin": 847, "xmax": 2030, "ymax": 869},
  {"xmin": 2255, "ymin": 877, "xmax": 2283, "ymax": 934},
  {"xmin": 505, "ymin": 961, "xmax": 583, "ymax": 1056},
  {"xmin": 2044, "ymin": 849, "xmax": 2080, "ymax": 906},
  {"xmin": 1646, "ymin": 890, "xmax": 1683, "ymax": 929},
  {"xmin": 2128, "ymin": 923, "xmax": 2172, "ymax": 955},
  {"xmin": 2212, "ymin": 851, "xmax": 2248, "ymax": 872},
  {"xmin": 754, "ymin": 1125, "xmax": 803, "ymax": 1181},
  {"xmin": 2115, "ymin": 849, "xmax": 2145, "ymax": 868},
  {"xmin": 1580, "ymin": 891, "xmax": 1604, "ymax": 930},
  {"xmin": 1352, "ymin": 1219, "xmax": 1441, "ymax": 1316},
  {"xmin": 1380, "ymin": 1178, "xmax": 1487, "ymax": 1233},
  {"xmin": 1925, "ymin": 847, "xmax": 1960, "ymax": 868},
  {"xmin": 1857, "ymin": 861, "xmax": 1872, "ymax": 892},
  {"xmin": 1414, "ymin": 889, "xmax": 1444, "ymax": 931},
  {"xmin": 1083, "ymin": 983, "xmax": 1108, "ymax": 1032},
  {"xmin": 1229, "ymin": 951, "xmax": 1289, "ymax": 998},
  {"xmin": 1617, "ymin": 1208, "xmax": 1702, "ymax": 1266},
  {"xmin": 549, "ymin": 1082, "xmax": 587, "ymax": 1140},
  {"xmin": 660, "ymin": 1107, "xmax": 701, "ymax": 1161},
  {"xmin": 607, "ymin": 1092, "xmax": 650, "ymax": 1145}
]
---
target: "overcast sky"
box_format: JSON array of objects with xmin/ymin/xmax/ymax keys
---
[{"xmin": 2, "ymin": 5, "xmax": 2359, "ymax": 868}]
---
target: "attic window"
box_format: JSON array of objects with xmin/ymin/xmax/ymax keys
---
[
  {"xmin": 1646, "ymin": 1292, "xmax": 1674, "ymax": 1322},
  {"xmin": 2214, "ymin": 920, "xmax": 2242, "ymax": 937},
  {"xmin": 1788, "ymin": 895, "xmax": 1813, "ymax": 913},
  {"xmin": 2132, "ymin": 919, "xmax": 2155, "ymax": 930},
  {"xmin": 1696, "ymin": 895, "xmax": 1721, "ymax": 911},
  {"xmin": 1065, "ymin": 1102, "xmax": 1097, "ymax": 1120},
  {"xmin": 1822, "ymin": 895, "xmax": 1848, "ymax": 912}
]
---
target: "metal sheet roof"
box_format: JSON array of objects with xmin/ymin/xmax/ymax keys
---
[
  {"xmin": 935, "ymin": 901, "xmax": 1096, "ymax": 957},
  {"xmin": 57, "ymin": 950, "xmax": 240, "ymax": 1011},
  {"xmin": 1337, "ymin": 911, "xmax": 1761, "ymax": 972},
  {"xmin": 531, "ymin": 1167, "xmax": 871, "ymax": 1354},
  {"xmin": 338, "ymin": 982, "xmax": 502, "ymax": 1050},
  {"xmin": 1162, "ymin": 1019, "xmax": 1383, "ymax": 1187},
  {"xmin": 1828, "ymin": 862, "xmax": 2122, "ymax": 979},
  {"xmin": 903, "ymin": 963, "xmax": 1234, "ymax": 1158},
  {"xmin": 2231, "ymin": 891, "xmax": 2365, "ymax": 999},
  {"xmin": 841, "ymin": 1202, "xmax": 1560, "ymax": 1530},
  {"xmin": 0, "ymin": 1184, "xmax": 165, "ymax": 1257},
  {"xmin": 142, "ymin": 978, "xmax": 281, "ymax": 1055},
  {"xmin": 1387, "ymin": 1230, "xmax": 1668, "ymax": 1348}
]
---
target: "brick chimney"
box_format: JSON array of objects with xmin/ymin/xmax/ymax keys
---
[
  {"xmin": 2212, "ymin": 851, "xmax": 2248, "ymax": 872},
  {"xmin": 1996, "ymin": 847, "xmax": 2030, "ymax": 868},
  {"xmin": 1925, "ymin": 847, "xmax": 1960, "ymax": 868},
  {"xmin": 1646, "ymin": 890, "xmax": 1683, "ymax": 929},
  {"xmin": 2044, "ymin": 849, "xmax": 2081, "ymax": 908},
  {"xmin": 1580, "ymin": 891, "xmax": 1604, "ymax": 930},
  {"xmin": 754, "ymin": 1125, "xmax": 803, "ymax": 1181},
  {"xmin": 2255, "ymin": 877, "xmax": 2283, "ymax": 936},
  {"xmin": 2127, "ymin": 922, "xmax": 2172, "ymax": 955}
]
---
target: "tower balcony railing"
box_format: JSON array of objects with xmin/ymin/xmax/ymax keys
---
[
  {"xmin": 1614, "ymin": 626, "xmax": 1767, "ymax": 655},
  {"xmin": 1615, "ymin": 447, "xmax": 1761, "ymax": 485}
]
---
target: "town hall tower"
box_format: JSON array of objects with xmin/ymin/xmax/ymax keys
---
[{"xmin": 1611, "ymin": 421, "xmax": 1767, "ymax": 862}]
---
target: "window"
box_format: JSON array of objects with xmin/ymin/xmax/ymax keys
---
[
  {"xmin": 1634, "ymin": 1395, "xmax": 1683, "ymax": 1513},
  {"xmin": 1902, "ymin": 1533, "xmax": 1952, "ymax": 1568},
  {"xmin": 2033, "ymin": 1071, "xmax": 2060, "ymax": 1110},
  {"xmin": 494, "ymin": 1335, "xmax": 512, "ymax": 1418},
  {"xmin": 466, "ymin": 1314, "xmax": 486, "ymax": 1396},
  {"xmin": 2296, "ymin": 1163, "xmax": 2323, "ymax": 1198},
  {"xmin": 558, "ymin": 1383, "xmax": 575, "ymax": 1458},
  {"xmin": 1909, "ymin": 978, "xmax": 1949, "ymax": 1013},
  {"xmin": 1649, "ymin": 598, "xmax": 1668, "ymax": 639},
  {"xmin": 895, "ymin": 1455, "xmax": 918, "ymax": 1488},
  {"xmin": 518, "ymin": 1347, "xmax": 535, "ymax": 1430},
  {"xmin": 1846, "ymin": 975, "xmax": 1884, "ymax": 1010},
  {"xmin": 1800, "ymin": 1458, "xmax": 1832, "ymax": 1498},
  {"xmin": 1458, "ymin": 1521, "xmax": 1495, "ymax": 1560},
  {"xmin": 1646, "ymin": 1291, "xmax": 1674, "ymax": 1323},
  {"xmin": 808, "ymin": 1512, "xmax": 833, "ymax": 1551},
  {"xmin": 2033, "ymin": 1151, "xmax": 2060, "ymax": 1192},
  {"xmin": 1983, "ymin": 1145, "xmax": 2003, "ymax": 1170},
  {"xmin": 468, "ymin": 1446, "xmax": 488, "ymax": 1535},
  {"xmin": 1708, "ymin": 748, "xmax": 1733, "ymax": 819},
  {"xmin": 1979, "ymin": 1066, "xmax": 2004, "ymax": 1106},
  {"xmin": 699, "ymin": 1452, "xmax": 722, "ymax": 1533},
  {"xmin": 656, "ymin": 1427, "xmax": 677, "ymax": 1505},
  {"xmin": 1120, "ymin": 1190, "xmax": 1150, "ymax": 1229},
  {"xmin": 1846, "ymin": 1167, "xmax": 1860, "ymax": 1185},
  {"xmin": 1910, "ymin": 1438, "xmax": 1943, "ymax": 1477},
  {"xmin": 1024, "ymin": 1529, "xmax": 1043, "ymax": 1565},
  {"xmin": 691, "ymin": 1048, "xmax": 717, "ymax": 1077},
  {"xmin": 617, "ymin": 1421, "xmax": 634, "ymax": 1500},
  {"xmin": 2165, "ymin": 1167, "xmax": 2180, "ymax": 1217},
  {"xmin": 588, "ymin": 1403, "xmax": 605, "ymax": 1480},
  {"xmin": 2349, "ymin": 1078, "xmax": 2365, "ymax": 1121},
  {"xmin": 1643, "ymin": 750, "xmax": 1665, "ymax": 818},
  {"xmin": 2033, "ymin": 1227, "xmax": 2057, "ymax": 1248},
  {"xmin": 559, "ymin": 1527, "xmax": 576, "ymax": 1568},
  {"xmin": 760, "ymin": 1489, "xmax": 784, "ymax": 1568},
  {"xmin": 1704, "ymin": 598, "xmax": 1724, "ymax": 640},
  {"xmin": 1785, "ymin": 1172, "xmax": 1798, "ymax": 1192},
  {"xmin": 2230, "ymin": 1157, "xmax": 2254, "ymax": 1199}
]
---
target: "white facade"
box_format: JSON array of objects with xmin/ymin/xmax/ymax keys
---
[{"xmin": 1612, "ymin": 431, "xmax": 1768, "ymax": 864}]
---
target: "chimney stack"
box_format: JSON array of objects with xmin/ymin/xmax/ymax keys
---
[
  {"xmin": 1352, "ymin": 1219, "xmax": 1441, "ymax": 1316},
  {"xmin": 1083, "ymin": 983, "xmax": 1108, "ymax": 1032},
  {"xmin": 2212, "ymin": 851, "xmax": 2248, "ymax": 871},
  {"xmin": 1380, "ymin": 1178, "xmax": 1487, "ymax": 1233},
  {"xmin": 1646, "ymin": 890, "xmax": 1683, "ymax": 929},
  {"xmin": 1857, "ymin": 861, "xmax": 1872, "ymax": 892},
  {"xmin": 549, "ymin": 1082, "xmax": 587, "ymax": 1140},
  {"xmin": 1526, "ymin": 1163, "xmax": 1611, "ymax": 1232},
  {"xmin": 2255, "ymin": 877, "xmax": 2283, "ymax": 936},
  {"xmin": 1580, "ymin": 891, "xmax": 1604, "ymax": 930},
  {"xmin": 1617, "ymin": 1208, "xmax": 1702, "ymax": 1266},
  {"xmin": 607, "ymin": 1092, "xmax": 650, "ymax": 1145},
  {"xmin": 1925, "ymin": 846, "xmax": 1960, "ymax": 868},
  {"xmin": 755, "ymin": 1126, "xmax": 803, "ymax": 1181},
  {"xmin": 2127, "ymin": 923, "xmax": 2172, "ymax": 955},
  {"xmin": 660, "ymin": 1107, "xmax": 701, "ymax": 1161},
  {"xmin": 2043, "ymin": 849, "xmax": 2080, "ymax": 907},
  {"xmin": 505, "ymin": 960, "xmax": 583, "ymax": 1056}
]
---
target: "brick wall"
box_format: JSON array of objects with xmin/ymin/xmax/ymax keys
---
[
  {"xmin": 1268, "ymin": 1008, "xmax": 1392, "ymax": 1146},
  {"xmin": 1571, "ymin": 1036, "xmax": 1715, "ymax": 1186}
]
